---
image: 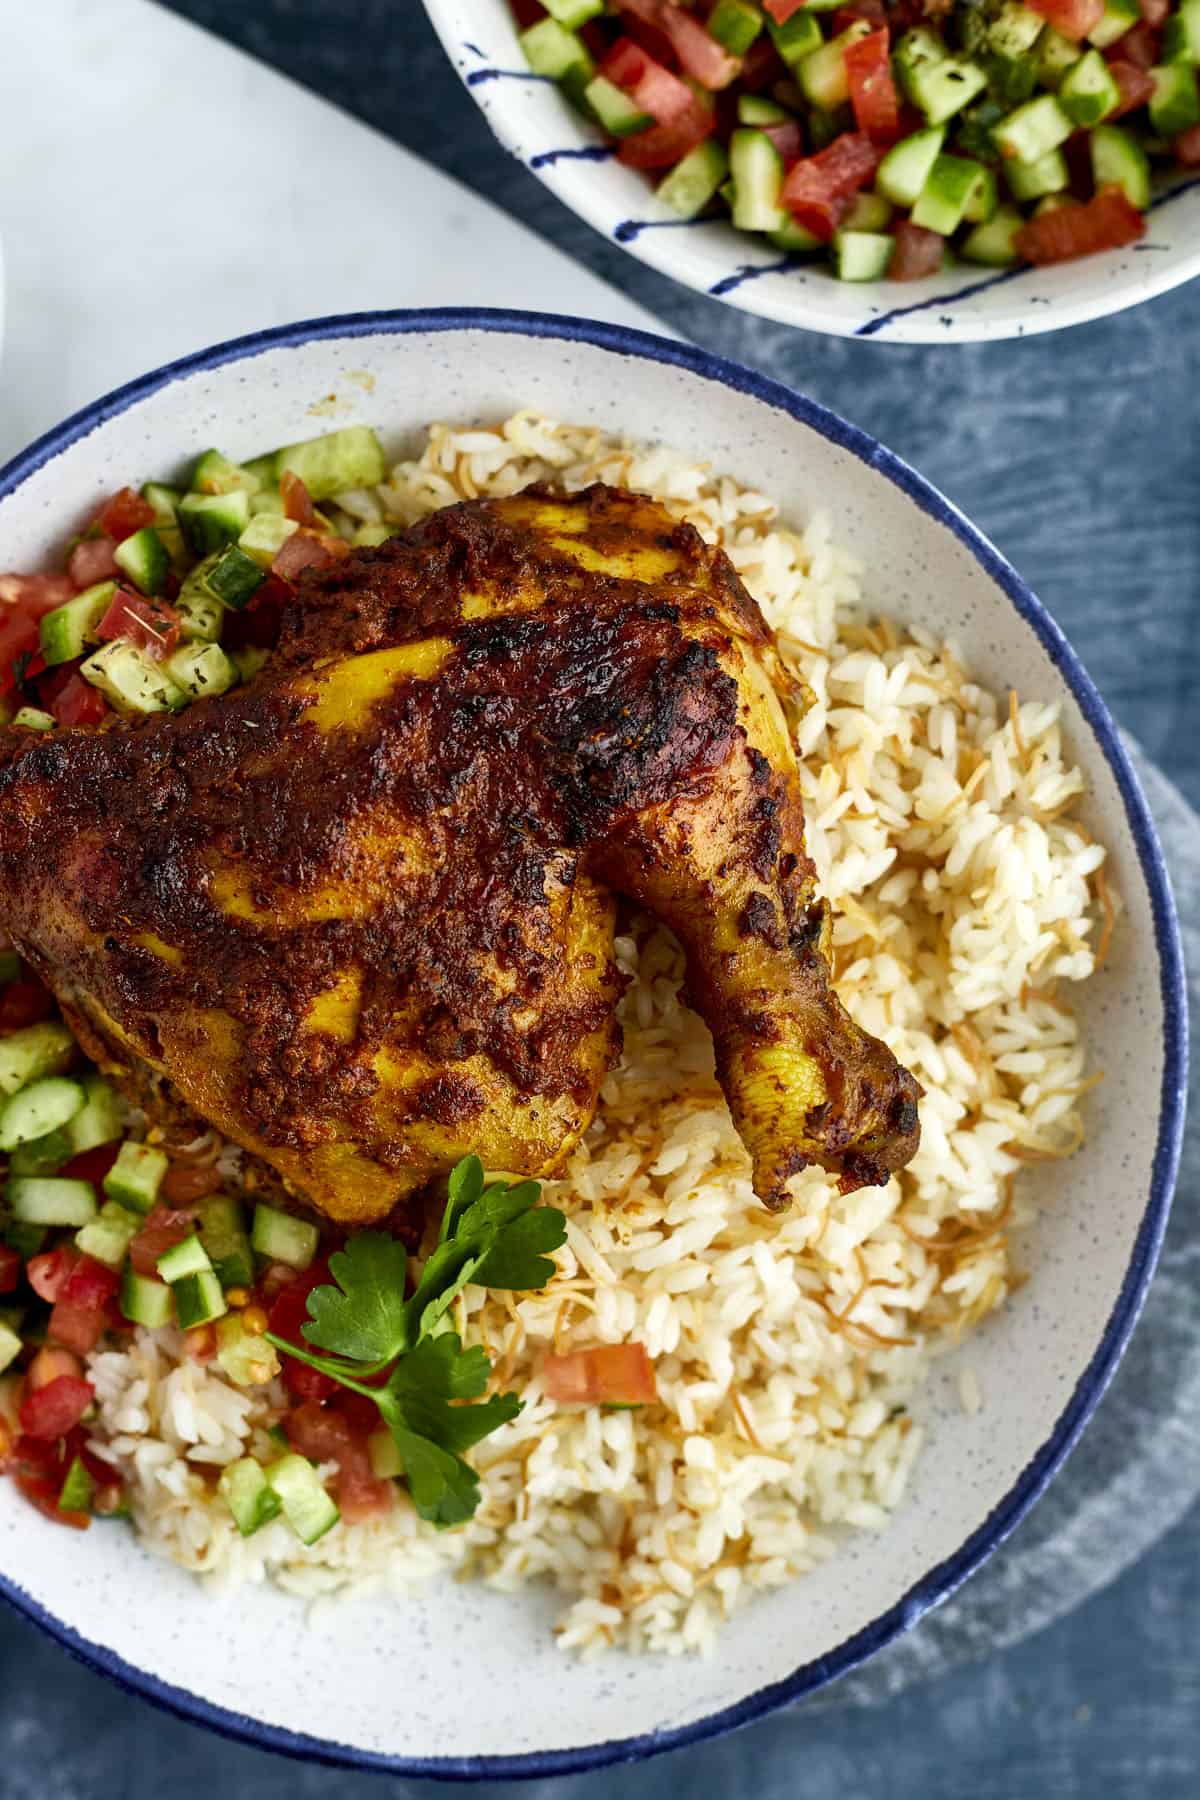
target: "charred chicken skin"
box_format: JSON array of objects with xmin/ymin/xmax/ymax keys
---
[{"xmin": 0, "ymin": 485, "xmax": 919, "ymax": 1225}]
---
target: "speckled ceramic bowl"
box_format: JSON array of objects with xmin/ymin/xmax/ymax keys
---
[
  {"xmin": 421, "ymin": 0, "xmax": 1200, "ymax": 342},
  {"xmin": 0, "ymin": 311, "xmax": 1185, "ymax": 1776}
]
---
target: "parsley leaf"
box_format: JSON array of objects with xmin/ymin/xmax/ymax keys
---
[
  {"xmin": 264, "ymin": 1157, "xmax": 567, "ymax": 1531},
  {"xmin": 301, "ymin": 1232, "xmax": 409, "ymax": 1363}
]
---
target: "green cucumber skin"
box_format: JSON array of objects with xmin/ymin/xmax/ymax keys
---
[
  {"xmin": 250, "ymin": 1204, "xmax": 319, "ymax": 1271},
  {"xmin": 0, "ymin": 1077, "xmax": 85, "ymax": 1152},
  {"xmin": 103, "ymin": 1142, "xmax": 169, "ymax": 1215}
]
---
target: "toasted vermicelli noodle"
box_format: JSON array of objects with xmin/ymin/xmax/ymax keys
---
[{"xmin": 86, "ymin": 414, "xmax": 1107, "ymax": 1657}]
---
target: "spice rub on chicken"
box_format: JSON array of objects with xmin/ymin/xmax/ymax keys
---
[{"xmin": 0, "ymin": 485, "xmax": 920, "ymax": 1225}]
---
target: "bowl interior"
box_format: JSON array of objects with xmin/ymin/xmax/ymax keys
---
[
  {"xmin": 422, "ymin": 0, "xmax": 1200, "ymax": 342},
  {"xmin": 0, "ymin": 315, "xmax": 1181, "ymax": 1774}
]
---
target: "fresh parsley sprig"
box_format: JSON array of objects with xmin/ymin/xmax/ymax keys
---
[{"xmin": 264, "ymin": 1157, "xmax": 566, "ymax": 1527}]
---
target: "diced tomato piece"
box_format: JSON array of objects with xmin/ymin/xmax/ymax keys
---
[
  {"xmin": 270, "ymin": 530, "xmax": 342, "ymax": 584},
  {"xmin": 269, "ymin": 1256, "xmax": 339, "ymax": 1401},
  {"xmin": 1176, "ymin": 122, "xmax": 1200, "ymax": 165},
  {"xmin": 835, "ymin": 0, "xmax": 887, "ymax": 26},
  {"xmin": 600, "ymin": 36, "xmax": 695, "ymax": 124},
  {"xmin": 93, "ymin": 488, "xmax": 155, "ymax": 543},
  {"xmin": 161, "ymin": 1163, "xmax": 223, "ymax": 1204},
  {"xmin": 0, "ymin": 978, "xmax": 54, "ymax": 1035},
  {"xmin": 62, "ymin": 1254, "xmax": 121, "ymax": 1312},
  {"xmin": 128, "ymin": 1205, "xmax": 197, "ymax": 1278},
  {"xmin": 27, "ymin": 1247, "xmax": 80, "ymax": 1304},
  {"xmin": 279, "ymin": 471, "xmax": 318, "ymax": 527},
  {"xmin": 1107, "ymin": 59, "xmax": 1157, "ymax": 117},
  {"xmin": 542, "ymin": 1342, "xmax": 658, "ymax": 1406},
  {"xmin": 1106, "ymin": 20, "xmax": 1160, "ymax": 66},
  {"xmin": 762, "ymin": 118, "xmax": 805, "ymax": 161},
  {"xmin": 47, "ymin": 1302, "xmax": 107, "ymax": 1356},
  {"xmin": 49, "ymin": 671, "xmax": 109, "ymax": 728},
  {"xmin": 782, "ymin": 131, "xmax": 880, "ymax": 239},
  {"xmin": 1026, "ymin": 0, "xmax": 1104, "ymax": 37},
  {"xmin": 844, "ymin": 30, "xmax": 900, "ymax": 145},
  {"xmin": 0, "ymin": 574, "xmax": 76, "ymax": 621},
  {"xmin": 617, "ymin": 1, "xmax": 741, "ymax": 89},
  {"xmin": 618, "ymin": 98, "xmax": 715, "ymax": 166},
  {"xmin": 0, "ymin": 613, "xmax": 39, "ymax": 698},
  {"xmin": 1015, "ymin": 185, "xmax": 1146, "ymax": 263},
  {"xmin": 68, "ymin": 537, "xmax": 120, "ymax": 590},
  {"xmin": 284, "ymin": 1397, "xmax": 393, "ymax": 1523},
  {"xmin": 60, "ymin": 1144, "xmax": 122, "ymax": 1186},
  {"xmin": 12, "ymin": 1433, "xmax": 91, "ymax": 1528},
  {"xmin": 0, "ymin": 1246, "xmax": 21, "ymax": 1295},
  {"xmin": 96, "ymin": 588, "xmax": 182, "ymax": 662},
  {"xmin": 1139, "ymin": 0, "xmax": 1168, "ymax": 22},
  {"xmin": 762, "ymin": 0, "xmax": 808, "ymax": 20},
  {"xmin": 509, "ymin": 0, "xmax": 546, "ymax": 25},
  {"xmin": 18, "ymin": 1373, "xmax": 94, "ymax": 1441},
  {"xmin": 889, "ymin": 218, "xmax": 945, "ymax": 280}
]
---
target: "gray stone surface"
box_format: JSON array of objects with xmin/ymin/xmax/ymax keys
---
[{"xmin": 0, "ymin": 2, "xmax": 1196, "ymax": 1793}]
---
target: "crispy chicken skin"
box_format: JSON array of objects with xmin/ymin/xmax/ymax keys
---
[{"xmin": 0, "ymin": 485, "xmax": 919, "ymax": 1224}]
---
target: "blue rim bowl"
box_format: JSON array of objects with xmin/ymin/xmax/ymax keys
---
[{"xmin": 0, "ymin": 308, "xmax": 1187, "ymax": 1779}]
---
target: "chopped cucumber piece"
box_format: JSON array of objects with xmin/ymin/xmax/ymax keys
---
[
  {"xmin": 141, "ymin": 482, "xmax": 182, "ymax": 526},
  {"xmin": 993, "ymin": 93, "xmax": 1073, "ymax": 161},
  {"xmin": 39, "ymin": 581, "xmax": 116, "ymax": 668},
  {"xmin": 0, "ymin": 950, "xmax": 19, "ymax": 985},
  {"xmin": 964, "ymin": 162, "xmax": 999, "ymax": 222},
  {"xmin": 75, "ymin": 1200, "xmax": 140, "ymax": 1270},
  {"xmin": 201, "ymin": 544, "xmax": 266, "ymax": 610},
  {"xmin": 798, "ymin": 22, "xmax": 871, "ymax": 112},
  {"xmin": 737, "ymin": 94, "xmax": 793, "ymax": 126},
  {"xmin": 219, "ymin": 1457, "xmax": 283, "ymax": 1536},
  {"xmin": 12, "ymin": 708, "xmax": 55, "ymax": 732},
  {"xmin": 768, "ymin": 217, "xmax": 825, "ymax": 251},
  {"xmin": 834, "ymin": 229, "xmax": 895, "ymax": 280},
  {"xmin": 729, "ymin": 128, "xmax": 787, "ymax": 231},
  {"xmin": 912, "ymin": 153, "xmax": 991, "ymax": 233},
  {"xmin": 58, "ymin": 1456, "xmax": 94, "ymax": 1514},
  {"xmin": 242, "ymin": 454, "xmax": 279, "ymax": 491},
  {"xmin": 841, "ymin": 190, "xmax": 894, "ymax": 231},
  {"xmin": 0, "ymin": 1022, "xmax": 75, "ymax": 1097},
  {"xmin": 80, "ymin": 641, "xmax": 185, "ymax": 717},
  {"xmin": 120, "ymin": 1265, "xmax": 174, "ymax": 1329},
  {"xmin": 876, "ymin": 126, "xmax": 945, "ymax": 207},
  {"xmin": 173, "ymin": 1267, "xmax": 227, "ymax": 1329},
  {"xmin": 988, "ymin": 2, "xmax": 1046, "ymax": 59},
  {"xmin": 1004, "ymin": 145, "xmax": 1069, "ymax": 198},
  {"xmin": 1037, "ymin": 27, "xmax": 1082, "ymax": 87},
  {"xmin": 1088, "ymin": 0, "xmax": 1139, "ymax": 49},
  {"xmin": 250, "ymin": 1204, "xmax": 319, "ymax": 1271},
  {"xmin": 178, "ymin": 490, "xmax": 252, "ymax": 556},
  {"xmin": 768, "ymin": 10, "xmax": 823, "ymax": 66},
  {"xmin": 352, "ymin": 522, "xmax": 393, "ymax": 548},
  {"xmin": 0, "ymin": 1322, "xmax": 22, "ymax": 1376},
  {"xmin": 238, "ymin": 513, "xmax": 299, "ymax": 570},
  {"xmin": 962, "ymin": 201, "xmax": 1027, "ymax": 263},
  {"xmin": 103, "ymin": 1141, "xmax": 168, "ymax": 1215},
  {"xmin": 190, "ymin": 450, "xmax": 264, "ymax": 497},
  {"xmin": 176, "ymin": 559, "xmax": 226, "ymax": 643},
  {"xmin": 162, "ymin": 642, "xmax": 237, "ymax": 704},
  {"xmin": 1059, "ymin": 48, "xmax": 1121, "ymax": 126},
  {"xmin": 541, "ymin": 0, "xmax": 603, "ymax": 26},
  {"xmin": 249, "ymin": 489, "xmax": 286, "ymax": 518},
  {"xmin": 9, "ymin": 1128, "xmax": 72, "ymax": 1176},
  {"xmin": 230, "ymin": 647, "xmax": 269, "ymax": 684},
  {"xmin": 157, "ymin": 1232, "xmax": 213, "ymax": 1284},
  {"xmin": 368, "ymin": 1429, "xmax": 402, "ymax": 1479},
  {"xmin": 198, "ymin": 1195, "xmax": 254, "ymax": 1290},
  {"xmin": 0, "ymin": 1076, "xmax": 85, "ymax": 1151},
  {"xmin": 656, "ymin": 140, "xmax": 729, "ymax": 218},
  {"xmin": 4, "ymin": 1222, "xmax": 45, "ymax": 1259},
  {"xmin": 1164, "ymin": 0, "xmax": 1200, "ymax": 64},
  {"xmin": 274, "ymin": 427, "xmax": 388, "ymax": 503},
  {"xmin": 265, "ymin": 1454, "xmax": 340, "ymax": 1545},
  {"xmin": 583, "ymin": 74, "xmax": 652, "ymax": 137},
  {"xmin": 519, "ymin": 16, "xmax": 595, "ymax": 87},
  {"xmin": 113, "ymin": 527, "xmax": 170, "ymax": 597},
  {"xmin": 710, "ymin": 0, "xmax": 764, "ymax": 55},
  {"xmin": 1150, "ymin": 62, "xmax": 1200, "ymax": 135},
  {"xmin": 897, "ymin": 30, "xmax": 988, "ymax": 122},
  {"xmin": 7, "ymin": 1176, "xmax": 97, "ymax": 1228},
  {"xmin": 1091, "ymin": 121, "xmax": 1152, "ymax": 207},
  {"xmin": 63, "ymin": 1074, "xmax": 123, "ymax": 1155}
]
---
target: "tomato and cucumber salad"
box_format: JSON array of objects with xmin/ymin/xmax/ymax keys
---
[
  {"xmin": 0, "ymin": 424, "xmax": 391, "ymax": 733},
  {"xmin": 515, "ymin": 0, "xmax": 1200, "ymax": 279}
]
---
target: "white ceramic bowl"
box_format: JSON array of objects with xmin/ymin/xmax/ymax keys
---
[
  {"xmin": 421, "ymin": 0, "xmax": 1200, "ymax": 342},
  {"xmin": 0, "ymin": 311, "xmax": 1185, "ymax": 1775}
]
